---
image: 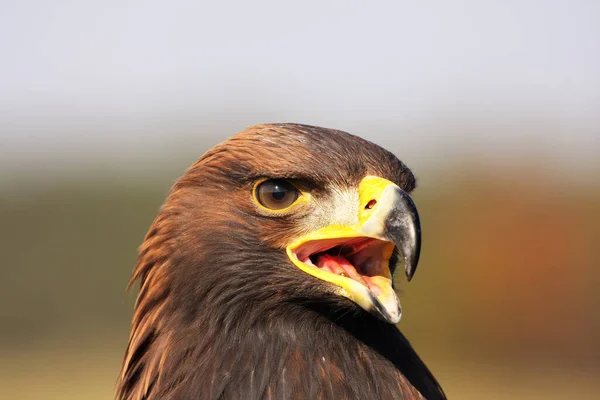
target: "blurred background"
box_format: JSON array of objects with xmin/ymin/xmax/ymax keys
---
[{"xmin": 1, "ymin": 1, "xmax": 599, "ymax": 399}]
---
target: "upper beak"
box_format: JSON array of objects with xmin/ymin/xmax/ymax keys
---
[
  {"xmin": 286, "ymin": 176, "xmax": 422, "ymax": 323},
  {"xmin": 358, "ymin": 176, "xmax": 421, "ymax": 282}
]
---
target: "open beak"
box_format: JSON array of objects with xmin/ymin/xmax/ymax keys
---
[{"xmin": 286, "ymin": 176, "xmax": 421, "ymax": 324}]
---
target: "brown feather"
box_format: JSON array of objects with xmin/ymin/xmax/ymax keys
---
[{"xmin": 116, "ymin": 124, "xmax": 445, "ymax": 400}]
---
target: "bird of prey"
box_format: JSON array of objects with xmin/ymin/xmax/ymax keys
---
[{"xmin": 117, "ymin": 123, "xmax": 445, "ymax": 400}]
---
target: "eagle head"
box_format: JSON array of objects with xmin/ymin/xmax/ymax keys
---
[{"xmin": 118, "ymin": 123, "xmax": 443, "ymax": 400}]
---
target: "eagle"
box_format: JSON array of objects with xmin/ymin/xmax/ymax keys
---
[{"xmin": 117, "ymin": 123, "xmax": 446, "ymax": 400}]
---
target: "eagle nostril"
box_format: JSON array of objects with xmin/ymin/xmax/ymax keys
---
[{"xmin": 365, "ymin": 199, "xmax": 377, "ymax": 210}]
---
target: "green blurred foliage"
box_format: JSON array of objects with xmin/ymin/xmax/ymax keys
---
[{"xmin": 1, "ymin": 163, "xmax": 599, "ymax": 399}]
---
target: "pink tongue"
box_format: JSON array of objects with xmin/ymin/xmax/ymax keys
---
[{"xmin": 315, "ymin": 254, "xmax": 382, "ymax": 295}]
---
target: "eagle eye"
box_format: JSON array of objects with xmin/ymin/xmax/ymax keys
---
[{"xmin": 255, "ymin": 179, "xmax": 300, "ymax": 210}]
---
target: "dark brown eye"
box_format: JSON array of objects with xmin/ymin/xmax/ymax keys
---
[{"xmin": 255, "ymin": 179, "xmax": 300, "ymax": 210}]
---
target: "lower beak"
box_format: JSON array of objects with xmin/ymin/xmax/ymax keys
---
[{"xmin": 286, "ymin": 176, "xmax": 421, "ymax": 324}]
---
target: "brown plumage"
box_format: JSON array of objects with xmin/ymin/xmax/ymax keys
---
[{"xmin": 117, "ymin": 123, "xmax": 445, "ymax": 400}]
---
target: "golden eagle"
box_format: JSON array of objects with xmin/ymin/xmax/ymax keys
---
[{"xmin": 117, "ymin": 124, "xmax": 445, "ymax": 399}]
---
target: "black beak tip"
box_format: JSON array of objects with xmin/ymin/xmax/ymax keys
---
[
  {"xmin": 405, "ymin": 260, "xmax": 417, "ymax": 282},
  {"xmin": 386, "ymin": 187, "xmax": 422, "ymax": 283}
]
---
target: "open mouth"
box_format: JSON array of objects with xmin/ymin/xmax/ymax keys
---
[
  {"xmin": 291, "ymin": 237, "xmax": 395, "ymax": 296},
  {"xmin": 283, "ymin": 176, "xmax": 419, "ymax": 324}
]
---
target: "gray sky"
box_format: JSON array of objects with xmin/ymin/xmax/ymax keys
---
[{"xmin": 1, "ymin": 0, "xmax": 599, "ymax": 177}]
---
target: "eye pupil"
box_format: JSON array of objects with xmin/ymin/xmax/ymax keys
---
[
  {"xmin": 272, "ymin": 187, "xmax": 286, "ymax": 201},
  {"xmin": 255, "ymin": 179, "xmax": 300, "ymax": 210}
]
